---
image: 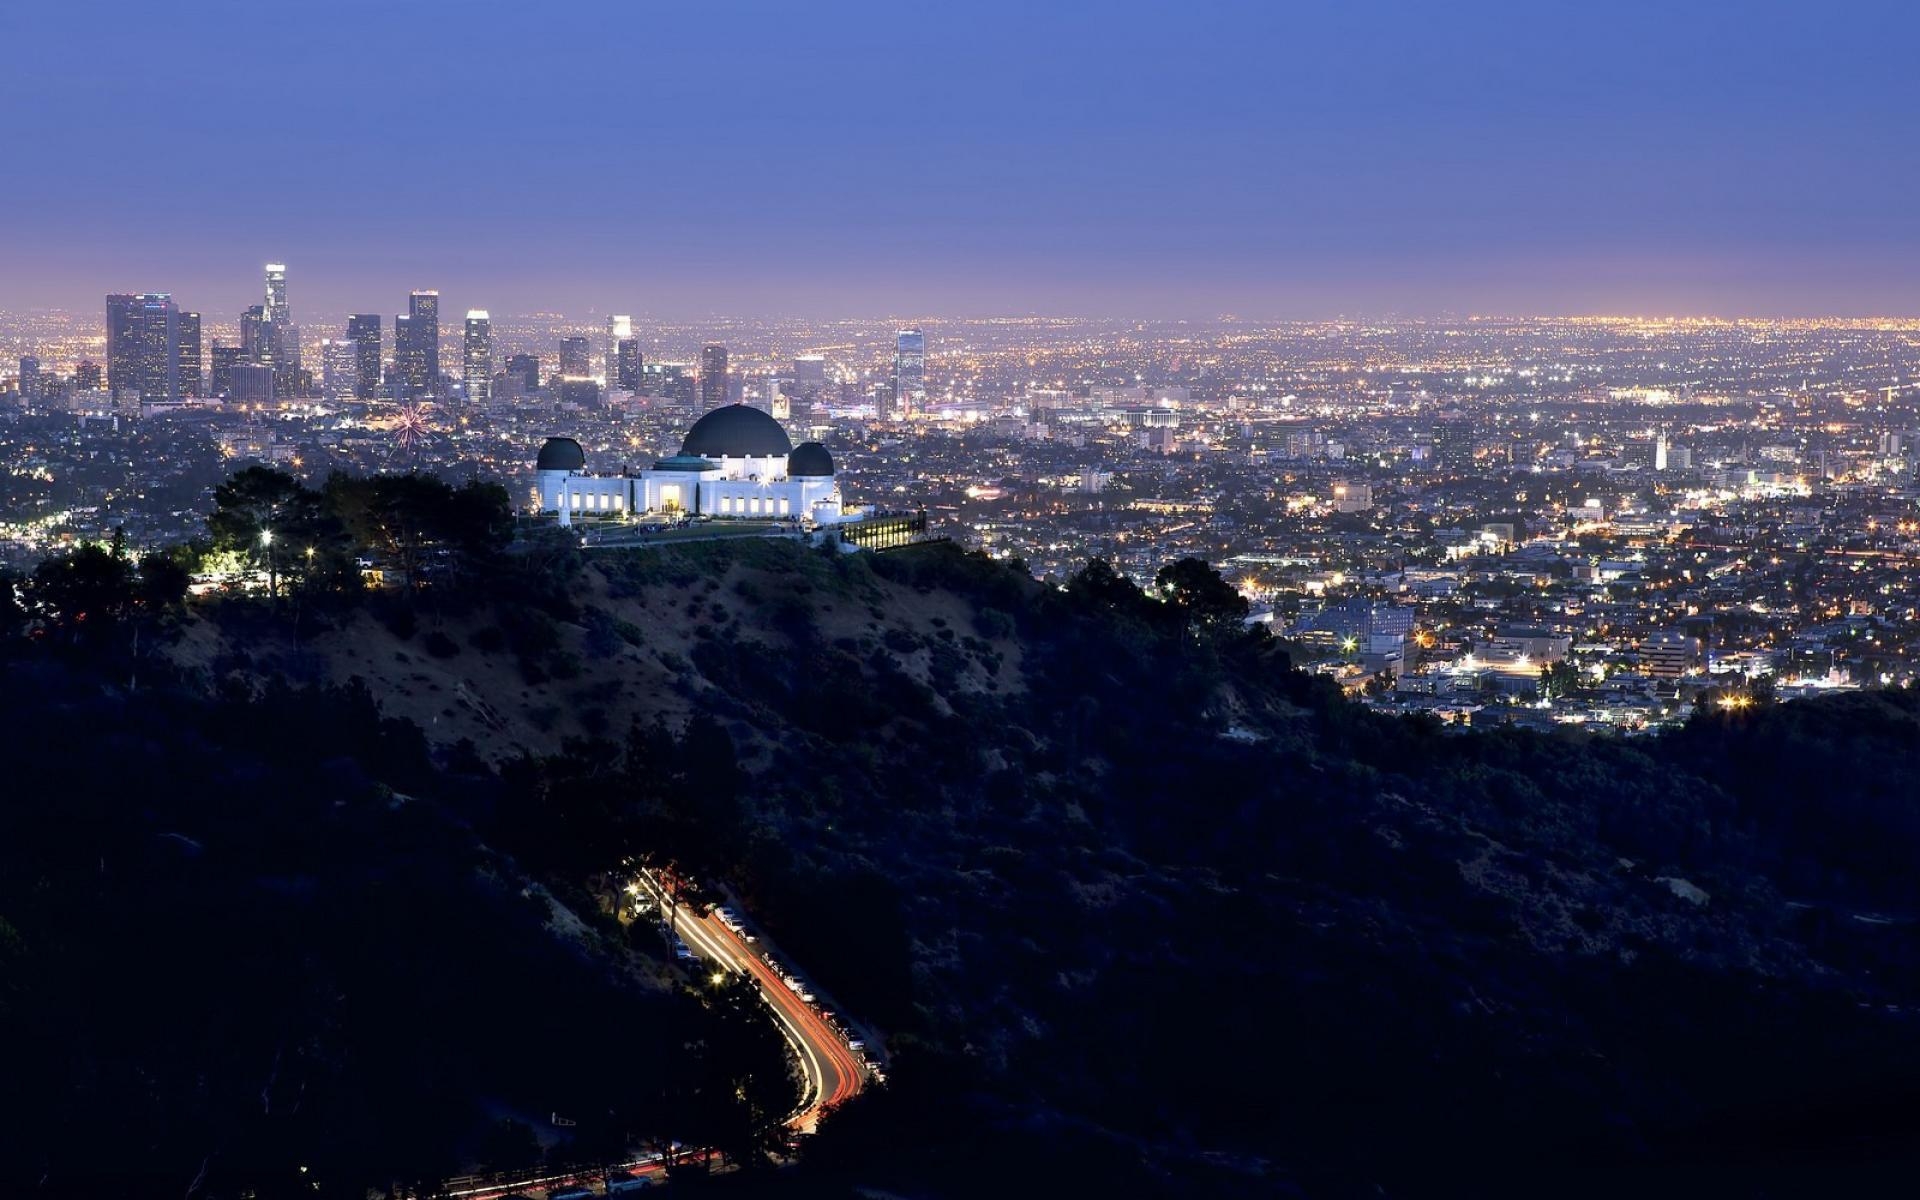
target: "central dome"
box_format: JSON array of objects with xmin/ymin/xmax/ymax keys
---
[
  {"xmin": 680, "ymin": 404, "xmax": 793, "ymax": 459},
  {"xmin": 536, "ymin": 436, "xmax": 586, "ymax": 471}
]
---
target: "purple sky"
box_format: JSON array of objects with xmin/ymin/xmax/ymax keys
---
[{"xmin": 4, "ymin": 0, "xmax": 1919, "ymax": 320}]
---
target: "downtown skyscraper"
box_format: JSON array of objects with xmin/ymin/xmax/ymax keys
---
[
  {"xmin": 606, "ymin": 315, "xmax": 639, "ymax": 391},
  {"xmin": 346, "ymin": 314, "xmax": 382, "ymax": 400},
  {"xmin": 105, "ymin": 293, "xmax": 186, "ymax": 402},
  {"xmin": 700, "ymin": 343, "xmax": 729, "ymax": 409},
  {"xmin": 891, "ymin": 328, "xmax": 925, "ymax": 419},
  {"xmin": 394, "ymin": 290, "xmax": 439, "ymax": 397},
  {"xmin": 262, "ymin": 263, "xmax": 299, "ymax": 393},
  {"xmin": 463, "ymin": 311, "xmax": 492, "ymax": 405}
]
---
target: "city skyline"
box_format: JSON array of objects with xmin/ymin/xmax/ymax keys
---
[{"xmin": 6, "ymin": 1, "xmax": 1920, "ymax": 319}]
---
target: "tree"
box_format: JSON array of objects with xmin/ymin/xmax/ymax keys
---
[
  {"xmin": 208, "ymin": 466, "xmax": 334, "ymax": 597},
  {"xmin": 28, "ymin": 544, "xmax": 133, "ymax": 637},
  {"xmin": 134, "ymin": 553, "xmax": 190, "ymax": 613},
  {"xmin": 1154, "ymin": 556, "xmax": 1248, "ymax": 638}
]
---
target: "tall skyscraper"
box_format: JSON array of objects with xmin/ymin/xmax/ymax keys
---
[
  {"xmin": 560, "ymin": 335, "xmax": 591, "ymax": 378},
  {"xmin": 321, "ymin": 337, "xmax": 357, "ymax": 403},
  {"xmin": 105, "ymin": 293, "xmax": 139, "ymax": 397},
  {"xmin": 241, "ymin": 305, "xmax": 270, "ymax": 362},
  {"xmin": 617, "ymin": 339, "xmax": 642, "ymax": 391},
  {"xmin": 17, "ymin": 356, "xmax": 40, "ymax": 402},
  {"xmin": 606, "ymin": 315, "xmax": 637, "ymax": 390},
  {"xmin": 75, "ymin": 361, "xmax": 102, "ymax": 392},
  {"xmin": 395, "ymin": 290, "xmax": 440, "ymax": 396},
  {"xmin": 264, "ymin": 263, "xmax": 289, "ymax": 327},
  {"xmin": 210, "ymin": 343, "xmax": 244, "ymax": 396},
  {"xmin": 263, "ymin": 263, "xmax": 290, "ymax": 389},
  {"xmin": 463, "ymin": 311, "xmax": 492, "ymax": 405},
  {"xmin": 176, "ymin": 310, "xmax": 202, "ymax": 398},
  {"xmin": 892, "ymin": 329, "xmax": 925, "ymax": 420},
  {"xmin": 700, "ymin": 343, "xmax": 729, "ymax": 409},
  {"xmin": 131, "ymin": 293, "xmax": 182, "ymax": 401},
  {"xmin": 346, "ymin": 314, "xmax": 382, "ymax": 400},
  {"xmin": 506, "ymin": 353, "xmax": 541, "ymax": 393}
]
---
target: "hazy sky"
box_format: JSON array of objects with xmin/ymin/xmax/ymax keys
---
[{"xmin": 4, "ymin": 0, "xmax": 1919, "ymax": 320}]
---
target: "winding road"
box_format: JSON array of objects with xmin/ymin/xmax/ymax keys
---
[
  {"xmin": 635, "ymin": 869, "xmax": 870, "ymax": 1132},
  {"xmin": 446, "ymin": 873, "xmax": 873, "ymax": 1198}
]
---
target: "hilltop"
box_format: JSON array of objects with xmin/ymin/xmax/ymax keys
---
[{"xmin": 10, "ymin": 525, "xmax": 1920, "ymax": 1196}]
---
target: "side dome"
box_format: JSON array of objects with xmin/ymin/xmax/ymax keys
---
[
  {"xmin": 788, "ymin": 441, "xmax": 834, "ymax": 477},
  {"xmin": 536, "ymin": 436, "xmax": 587, "ymax": 471},
  {"xmin": 681, "ymin": 404, "xmax": 793, "ymax": 458}
]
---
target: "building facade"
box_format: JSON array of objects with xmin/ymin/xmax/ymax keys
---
[{"xmin": 534, "ymin": 405, "xmax": 853, "ymax": 527}]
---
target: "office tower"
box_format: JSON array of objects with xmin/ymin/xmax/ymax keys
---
[
  {"xmin": 228, "ymin": 362, "xmax": 275, "ymax": 404},
  {"xmin": 75, "ymin": 361, "xmax": 102, "ymax": 391},
  {"xmin": 1432, "ymin": 416, "xmax": 1474, "ymax": 472},
  {"xmin": 105, "ymin": 293, "xmax": 139, "ymax": 397},
  {"xmin": 793, "ymin": 355, "xmax": 827, "ymax": 386},
  {"xmin": 892, "ymin": 329, "xmax": 925, "ymax": 419},
  {"xmin": 264, "ymin": 263, "xmax": 289, "ymax": 327},
  {"xmin": 617, "ymin": 340, "xmax": 641, "ymax": 391},
  {"xmin": 17, "ymin": 356, "xmax": 40, "ymax": 402},
  {"xmin": 463, "ymin": 311, "xmax": 492, "ymax": 404},
  {"xmin": 210, "ymin": 343, "xmax": 244, "ymax": 396},
  {"xmin": 263, "ymin": 263, "xmax": 298, "ymax": 392},
  {"xmin": 125, "ymin": 294, "xmax": 182, "ymax": 401},
  {"xmin": 346, "ymin": 314, "xmax": 382, "ymax": 400},
  {"xmin": 700, "ymin": 343, "xmax": 729, "ymax": 409},
  {"xmin": 321, "ymin": 337, "xmax": 357, "ymax": 402},
  {"xmin": 395, "ymin": 290, "xmax": 440, "ymax": 396},
  {"xmin": 606, "ymin": 315, "xmax": 638, "ymax": 389},
  {"xmin": 560, "ymin": 335, "xmax": 591, "ymax": 378},
  {"xmin": 241, "ymin": 305, "xmax": 270, "ymax": 361},
  {"xmin": 506, "ymin": 352, "xmax": 541, "ymax": 393},
  {"xmin": 176, "ymin": 310, "xmax": 202, "ymax": 398}
]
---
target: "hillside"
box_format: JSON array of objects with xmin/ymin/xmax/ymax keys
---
[{"xmin": 11, "ymin": 533, "xmax": 1920, "ymax": 1196}]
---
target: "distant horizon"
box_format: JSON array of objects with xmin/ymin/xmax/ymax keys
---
[{"xmin": 7, "ymin": 1, "xmax": 1920, "ymax": 323}]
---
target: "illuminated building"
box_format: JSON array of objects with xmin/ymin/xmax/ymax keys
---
[
  {"xmin": 534, "ymin": 405, "xmax": 852, "ymax": 526},
  {"xmin": 700, "ymin": 343, "xmax": 728, "ymax": 409},
  {"xmin": 321, "ymin": 337, "xmax": 358, "ymax": 402},
  {"xmin": 560, "ymin": 335, "xmax": 590, "ymax": 378},
  {"xmin": 891, "ymin": 328, "xmax": 925, "ymax": 419},
  {"xmin": 347, "ymin": 314, "xmax": 382, "ymax": 400},
  {"xmin": 463, "ymin": 311, "xmax": 492, "ymax": 405},
  {"xmin": 395, "ymin": 290, "xmax": 439, "ymax": 396}
]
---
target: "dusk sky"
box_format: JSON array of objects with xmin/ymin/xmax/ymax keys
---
[{"xmin": 4, "ymin": 0, "xmax": 1919, "ymax": 319}]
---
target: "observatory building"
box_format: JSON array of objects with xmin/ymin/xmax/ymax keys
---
[{"xmin": 534, "ymin": 404, "xmax": 852, "ymax": 526}]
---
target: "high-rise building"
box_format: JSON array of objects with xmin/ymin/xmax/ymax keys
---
[
  {"xmin": 619, "ymin": 342, "xmax": 642, "ymax": 391},
  {"xmin": 560, "ymin": 335, "xmax": 591, "ymax": 378},
  {"xmin": 321, "ymin": 337, "xmax": 357, "ymax": 403},
  {"xmin": 176, "ymin": 310, "xmax": 202, "ymax": 398},
  {"xmin": 346, "ymin": 314, "xmax": 382, "ymax": 400},
  {"xmin": 264, "ymin": 263, "xmax": 289, "ymax": 327},
  {"xmin": 228, "ymin": 362, "xmax": 275, "ymax": 404},
  {"xmin": 105, "ymin": 294, "xmax": 139, "ymax": 397},
  {"xmin": 506, "ymin": 353, "xmax": 541, "ymax": 393},
  {"xmin": 127, "ymin": 293, "xmax": 182, "ymax": 401},
  {"xmin": 1432, "ymin": 416, "xmax": 1474, "ymax": 472},
  {"xmin": 395, "ymin": 290, "xmax": 439, "ymax": 396},
  {"xmin": 891, "ymin": 329, "xmax": 925, "ymax": 420},
  {"xmin": 606, "ymin": 316, "xmax": 637, "ymax": 390},
  {"xmin": 17, "ymin": 356, "xmax": 40, "ymax": 402},
  {"xmin": 263, "ymin": 263, "xmax": 298, "ymax": 393},
  {"xmin": 210, "ymin": 343, "xmax": 244, "ymax": 396},
  {"xmin": 700, "ymin": 343, "xmax": 729, "ymax": 409},
  {"xmin": 241, "ymin": 305, "xmax": 270, "ymax": 362},
  {"xmin": 463, "ymin": 311, "xmax": 493, "ymax": 405},
  {"xmin": 75, "ymin": 361, "xmax": 102, "ymax": 391}
]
